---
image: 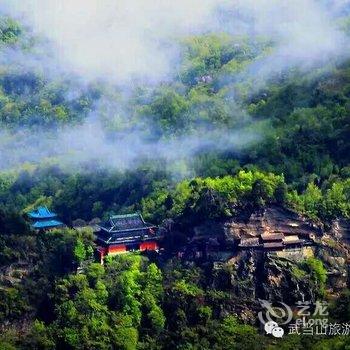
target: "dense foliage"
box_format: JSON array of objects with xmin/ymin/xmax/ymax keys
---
[{"xmin": 0, "ymin": 14, "xmax": 349, "ymax": 350}]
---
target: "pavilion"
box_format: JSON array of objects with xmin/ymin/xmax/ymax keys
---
[{"xmin": 27, "ymin": 206, "xmax": 64, "ymax": 231}]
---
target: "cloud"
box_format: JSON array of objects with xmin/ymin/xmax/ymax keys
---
[
  {"xmin": 222, "ymin": 0, "xmax": 349, "ymax": 82},
  {"xmin": 0, "ymin": 118, "xmax": 259, "ymax": 175},
  {"xmin": 2, "ymin": 0, "xmax": 348, "ymax": 83},
  {"xmin": 0, "ymin": 0, "xmax": 349, "ymax": 174},
  {"xmin": 1, "ymin": 0, "xmax": 225, "ymax": 83}
]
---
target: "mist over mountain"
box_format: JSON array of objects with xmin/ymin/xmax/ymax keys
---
[
  {"xmin": 0, "ymin": 2, "xmax": 350, "ymax": 350},
  {"xmin": 3, "ymin": 0, "xmax": 349, "ymax": 82},
  {"xmin": 0, "ymin": 1, "xmax": 349, "ymax": 173}
]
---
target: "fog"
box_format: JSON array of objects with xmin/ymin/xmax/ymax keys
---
[
  {"xmin": 0, "ymin": 0, "xmax": 349, "ymax": 173},
  {"xmin": 3, "ymin": 0, "xmax": 349, "ymax": 82},
  {"xmin": 2, "ymin": 0, "xmax": 223, "ymax": 82},
  {"xmin": 0, "ymin": 121, "xmax": 259, "ymax": 172}
]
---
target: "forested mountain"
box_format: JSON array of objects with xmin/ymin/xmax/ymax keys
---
[{"xmin": 0, "ymin": 3, "xmax": 350, "ymax": 349}]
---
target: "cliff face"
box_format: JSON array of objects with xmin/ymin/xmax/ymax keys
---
[
  {"xmin": 190, "ymin": 204, "xmax": 320, "ymax": 253},
  {"xmin": 209, "ymin": 245, "xmax": 349, "ymax": 323},
  {"xmin": 189, "ymin": 205, "xmax": 350, "ymax": 321},
  {"xmin": 213, "ymin": 249, "xmax": 317, "ymax": 302},
  {"xmin": 222, "ymin": 205, "xmax": 321, "ymax": 242},
  {"xmin": 330, "ymin": 219, "xmax": 350, "ymax": 245}
]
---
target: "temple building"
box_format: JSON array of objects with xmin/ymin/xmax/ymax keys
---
[
  {"xmin": 27, "ymin": 206, "xmax": 64, "ymax": 231},
  {"xmin": 95, "ymin": 213, "xmax": 161, "ymax": 262},
  {"xmin": 238, "ymin": 231, "xmax": 315, "ymax": 251},
  {"xmin": 261, "ymin": 233, "xmax": 284, "ymax": 250}
]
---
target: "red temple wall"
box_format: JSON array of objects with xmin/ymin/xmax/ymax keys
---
[
  {"xmin": 140, "ymin": 241, "xmax": 158, "ymax": 251},
  {"xmin": 108, "ymin": 244, "xmax": 127, "ymax": 254},
  {"xmin": 98, "ymin": 241, "xmax": 159, "ymax": 264}
]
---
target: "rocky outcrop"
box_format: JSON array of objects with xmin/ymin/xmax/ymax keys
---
[
  {"xmin": 209, "ymin": 240, "xmax": 349, "ymax": 319},
  {"xmin": 0, "ymin": 261, "xmax": 32, "ymax": 287},
  {"xmin": 190, "ymin": 205, "xmax": 321, "ymax": 255},
  {"xmin": 214, "ymin": 250, "xmax": 316, "ymax": 302},
  {"xmin": 223, "ymin": 205, "xmax": 321, "ymax": 242},
  {"xmin": 187, "ymin": 205, "xmax": 350, "ymax": 317},
  {"xmin": 330, "ymin": 219, "xmax": 350, "ymax": 244},
  {"xmin": 209, "ymin": 250, "xmax": 321, "ymax": 323}
]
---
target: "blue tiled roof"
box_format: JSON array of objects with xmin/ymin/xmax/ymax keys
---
[
  {"xmin": 32, "ymin": 219, "xmax": 63, "ymax": 229},
  {"xmin": 28, "ymin": 206, "xmax": 57, "ymax": 219}
]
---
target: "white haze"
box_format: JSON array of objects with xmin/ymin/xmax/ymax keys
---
[
  {"xmin": 0, "ymin": 0, "xmax": 349, "ymax": 173},
  {"xmin": 0, "ymin": 122, "xmax": 258, "ymax": 172},
  {"xmin": 3, "ymin": 0, "xmax": 349, "ymax": 82},
  {"xmin": 2, "ymin": 0, "xmax": 223, "ymax": 82}
]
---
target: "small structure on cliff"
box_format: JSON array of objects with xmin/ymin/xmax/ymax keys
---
[
  {"xmin": 238, "ymin": 232, "xmax": 311, "ymax": 250},
  {"xmin": 95, "ymin": 213, "xmax": 161, "ymax": 263},
  {"xmin": 27, "ymin": 206, "xmax": 64, "ymax": 231},
  {"xmin": 261, "ymin": 233, "xmax": 284, "ymax": 250},
  {"xmin": 229, "ymin": 205, "xmax": 318, "ymax": 252}
]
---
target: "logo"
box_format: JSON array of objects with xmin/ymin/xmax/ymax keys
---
[
  {"xmin": 264, "ymin": 321, "xmax": 284, "ymax": 338},
  {"xmin": 258, "ymin": 300, "xmax": 292, "ymax": 338},
  {"xmin": 258, "ymin": 300, "xmax": 350, "ymax": 337}
]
